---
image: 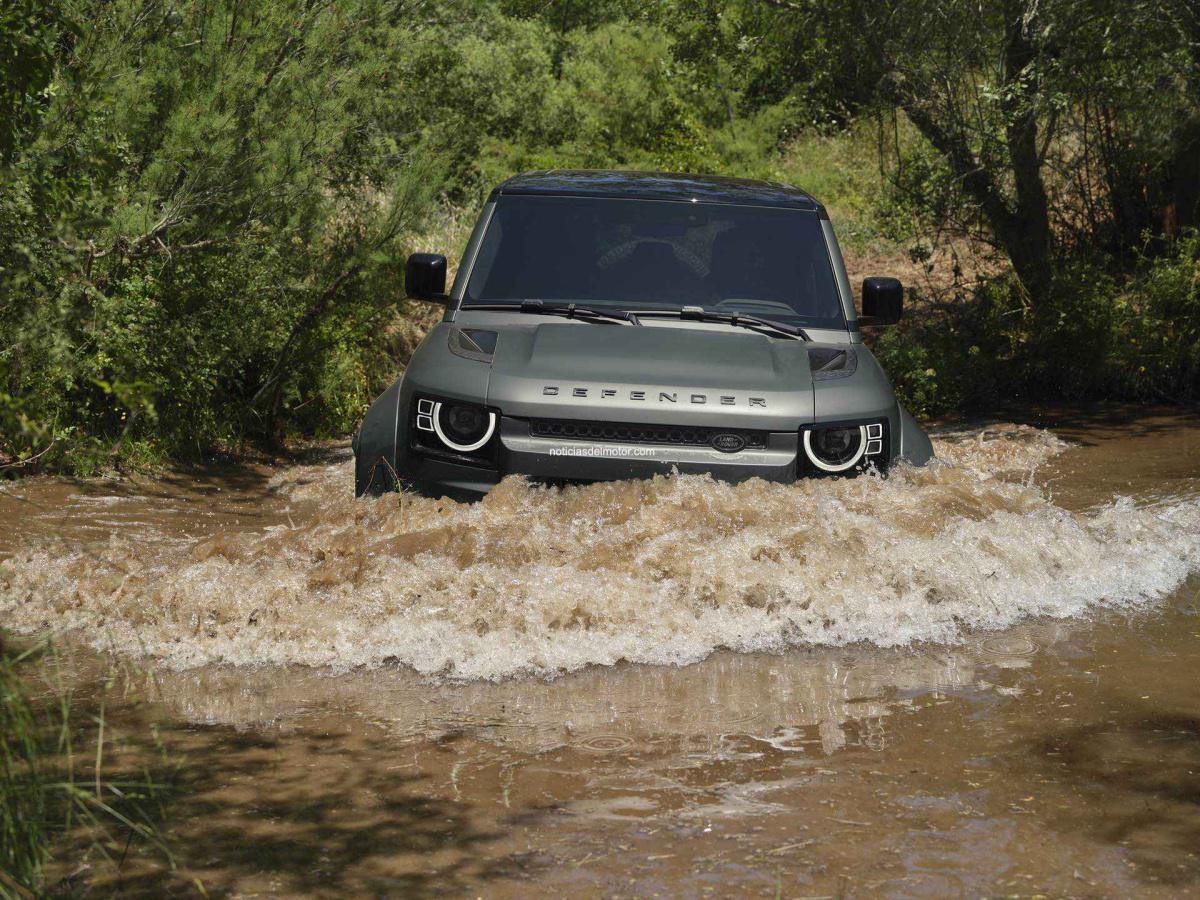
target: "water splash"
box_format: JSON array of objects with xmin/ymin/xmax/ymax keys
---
[{"xmin": 2, "ymin": 427, "xmax": 1198, "ymax": 680}]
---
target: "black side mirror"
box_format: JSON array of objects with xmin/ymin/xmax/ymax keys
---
[
  {"xmin": 861, "ymin": 276, "xmax": 902, "ymax": 325},
  {"xmin": 405, "ymin": 253, "xmax": 448, "ymax": 303}
]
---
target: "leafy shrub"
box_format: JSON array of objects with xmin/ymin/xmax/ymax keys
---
[
  {"xmin": 870, "ymin": 327, "xmax": 943, "ymax": 418},
  {"xmin": 871, "ymin": 235, "xmax": 1200, "ymax": 415},
  {"xmin": 1113, "ymin": 232, "xmax": 1200, "ymax": 402},
  {"xmin": 559, "ymin": 24, "xmax": 718, "ymax": 173},
  {"xmin": 1, "ymin": 0, "xmax": 440, "ymax": 473}
]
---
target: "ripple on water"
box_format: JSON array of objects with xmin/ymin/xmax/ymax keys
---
[
  {"xmin": 576, "ymin": 734, "xmax": 636, "ymax": 754},
  {"xmin": 976, "ymin": 632, "xmax": 1042, "ymax": 663}
]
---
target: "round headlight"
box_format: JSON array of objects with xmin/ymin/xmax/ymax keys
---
[
  {"xmin": 803, "ymin": 425, "xmax": 867, "ymax": 472},
  {"xmin": 432, "ymin": 401, "xmax": 496, "ymax": 452}
]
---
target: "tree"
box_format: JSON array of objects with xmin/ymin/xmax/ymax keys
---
[
  {"xmin": 1, "ymin": 0, "xmax": 441, "ymax": 464},
  {"xmin": 698, "ymin": 0, "xmax": 1200, "ymax": 298}
]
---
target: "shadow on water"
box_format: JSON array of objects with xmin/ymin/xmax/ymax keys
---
[
  {"xmin": 61, "ymin": 706, "xmax": 543, "ymax": 898},
  {"xmin": 1034, "ymin": 714, "xmax": 1200, "ymax": 886}
]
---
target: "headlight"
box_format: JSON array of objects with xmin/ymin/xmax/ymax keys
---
[
  {"xmin": 802, "ymin": 422, "xmax": 885, "ymax": 473},
  {"xmin": 415, "ymin": 397, "xmax": 496, "ymax": 453}
]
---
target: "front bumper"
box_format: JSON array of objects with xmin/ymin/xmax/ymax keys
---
[
  {"xmin": 402, "ymin": 415, "xmax": 801, "ymax": 495},
  {"xmin": 501, "ymin": 417, "xmax": 799, "ymax": 482}
]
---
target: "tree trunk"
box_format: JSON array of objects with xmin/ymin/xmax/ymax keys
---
[
  {"xmin": 869, "ymin": 0, "xmax": 1054, "ymax": 299},
  {"xmin": 885, "ymin": 80, "xmax": 1053, "ymax": 299},
  {"xmin": 998, "ymin": 0, "xmax": 1053, "ymax": 294}
]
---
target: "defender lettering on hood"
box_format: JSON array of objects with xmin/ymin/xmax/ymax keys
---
[{"xmin": 541, "ymin": 386, "xmax": 767, "ymax": 407}]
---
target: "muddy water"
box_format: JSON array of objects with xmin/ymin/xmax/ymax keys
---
[{"xmin": 2, "ymin": 408, "xmax": 1199, "ymax": 897}]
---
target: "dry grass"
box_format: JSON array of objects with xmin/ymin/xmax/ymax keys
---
[{"xmin": 841, "ymin": 238, "xmax": 1002, "ymax": 307}]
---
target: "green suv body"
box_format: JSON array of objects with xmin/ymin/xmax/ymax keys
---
[{"xmin": 354, "ymin": 170, "xmax": 933, "ymax": 497}]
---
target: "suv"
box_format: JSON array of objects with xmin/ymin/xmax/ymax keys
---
[{"xmin": 354, "ymin": 171, "xmax": 933, "ymax": 497}]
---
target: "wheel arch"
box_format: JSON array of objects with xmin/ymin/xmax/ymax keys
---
[{"xmin": 353, "ymin": 376, "xmax": 404, "ymax": 496}]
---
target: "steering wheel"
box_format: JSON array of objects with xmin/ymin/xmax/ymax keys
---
[{"xmin": 596, "ymin": 239, "xmax": 708, "ymax": 278}]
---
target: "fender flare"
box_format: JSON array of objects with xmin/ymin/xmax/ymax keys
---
[
  {"xmin": 353, "ymin": 377, "xmax": 404, "ymax": 496},
  {"xmin": 896, "ymin": 403, "xmax": 935, "ymax": 465}
]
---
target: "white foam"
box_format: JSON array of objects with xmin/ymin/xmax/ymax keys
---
[{"xmin": 2, "ymin": 429, "xmax": 1197, "ymax": 680}]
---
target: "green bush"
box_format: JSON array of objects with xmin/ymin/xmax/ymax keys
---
[
  {"xmin": 871, "ymin": 235, "xmax": 1200, "ymax": 415},
  {"xmin": 1116, "ymin": 232, "xmax": 1200, "ymax": 403},
  {"xmin": 869, "ymin": 327, "xmax": 944, "ymax": 419},
  {"xmin": 1, "ymin": 0, "xmax": 440, "ymax": 473},
  {"xmin": 558, "ymin": 24, "xmax": 718, "ymax": 173},
  {"xmin": 453, "ymin": 21, "xmax": 724, "ymax": 191}
]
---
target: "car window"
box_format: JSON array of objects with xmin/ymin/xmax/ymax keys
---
[{"xmin": 463, "ymin": 195, "xmax": 845, "ymax": 328}]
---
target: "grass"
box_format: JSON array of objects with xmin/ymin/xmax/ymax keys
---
[
  {"xmin": 772, "ymin": 118, "xmax": 888, "ymax": 246},
  {"xmin": 0, "ymin": 635, "xmax": 174, "ymax": 897}
]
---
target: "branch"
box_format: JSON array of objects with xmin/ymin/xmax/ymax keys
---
[
  {"xmin": 249, "ymin": 264, "xmax": 364, "ymax": 407},
  {"xmin": 0, "ymin": 438, "xmax": 56, "ymax": 470},
  {"xmin": 879, "ymin": 71, "xmax": 1017, "ymax": 233}
]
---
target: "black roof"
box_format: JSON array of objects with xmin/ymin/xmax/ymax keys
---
[{"xmin": 489, "ymin": 170, "xmax": 822, "ymax": 211}]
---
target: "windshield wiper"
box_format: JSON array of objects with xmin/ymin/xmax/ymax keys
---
[
  {"xmin": 630, "ymin": 306, "xmax": 811, "ymax": 341},
  {"xmin": 463, "ymin": 300, "xmax": 641, "ymax": 326}
]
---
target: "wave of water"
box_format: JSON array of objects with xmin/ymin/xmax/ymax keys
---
[{"xmin": 2, "ymin": 425, "xmax": 1198, "ymax": 680}]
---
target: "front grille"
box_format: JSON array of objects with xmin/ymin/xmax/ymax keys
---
[{"xmin": 528, "ymin": 418, "xmax": 768, "ymax": 450}]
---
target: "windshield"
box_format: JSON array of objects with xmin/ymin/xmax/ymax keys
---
[{"xmin": 462, "ymin": 195, "xmax": 845, "ymax": 329}]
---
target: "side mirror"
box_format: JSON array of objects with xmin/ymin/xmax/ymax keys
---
[
  {"xmin": 860, "ymin": 276, "xmax": 903, "ymax": 325},
  {"xmin": 405, "ymin": 253, "xmax": 448, "ymax": 303}
]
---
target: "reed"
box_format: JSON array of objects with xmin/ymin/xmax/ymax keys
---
[{"xmin": 0, "ymin": 635, "xmax": 171, "ymax": 897}]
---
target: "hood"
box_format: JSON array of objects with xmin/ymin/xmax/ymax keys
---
[{"xmin": 485, "ymin": 322, "xmax": 815, "ymax": 429}]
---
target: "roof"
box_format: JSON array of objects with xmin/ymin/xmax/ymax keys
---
[{"xmin": 489, "ymin": 170, "xmax": 822, "ymax": 211}]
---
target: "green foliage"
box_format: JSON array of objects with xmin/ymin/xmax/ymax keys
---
[
  {"xmin": 870, "ymin": 235, "xmax": 1200, "ymax": 414},
  {"xmin": 0, "ymin": 0, "xmax": 65, "ymax": 164},
  {"xmin": 870, "ymin": 128, "xmax": 958, "ymax": 248},
  {"xmin": 398, "ymin": 7, "xmax": 569, "ymax": 199},
  {"xmin": 2, "ymin": 0, "xmax": 1200, "ymax": 474},
  {"xmin": 663, "ymin": 0, "xmax": 872, "ymax": 128},
  {"xmin": 403, "ymin": 13, "xmax": 723, "ymax": 200},
  {"xmin": 557, "ymin": 23, "xmax": 718, "ymax": 172},
  {"xmin": 870, "ymin": 328, "xmax": 944, "ymax": 419},
  {"xmin": 1, "ymin": 0, "xmax": 441, "ymax": 471},
  {"xmin": 1114, "ymin": 233, "xmax": 1200, "ymax": 402}
]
